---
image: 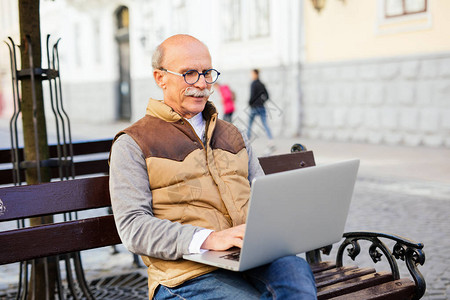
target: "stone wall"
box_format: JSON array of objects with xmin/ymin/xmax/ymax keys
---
[{"xmin": 300, "ymin": 52, "xmax": 450, "ymax": 147}]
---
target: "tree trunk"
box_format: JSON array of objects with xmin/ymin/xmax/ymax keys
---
[{"xmin": 18, "ymin": 0, "xmax": 56, "ymax": 299}]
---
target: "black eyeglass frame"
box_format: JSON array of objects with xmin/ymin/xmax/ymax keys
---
[{"xmin": 160, "ymin": 68, "xmax": 221, "ymax": 85}]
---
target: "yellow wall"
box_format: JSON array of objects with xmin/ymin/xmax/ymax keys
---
[{"xmin": 304, "ymin": 0, "xmax": 450, "ymax": 62}]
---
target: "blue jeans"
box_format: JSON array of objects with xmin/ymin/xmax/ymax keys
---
[
  {"xmin": 247, "ymin": 106, "xmax": 273, "ymax": 140},
  {"xmin": 153, "ymin": 256, "xmax": 317, "ymax": 299}
]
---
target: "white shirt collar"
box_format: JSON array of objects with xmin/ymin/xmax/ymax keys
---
[{"xmin": 186, "ymin": 113, "xmax": 206, "ymax": 142}]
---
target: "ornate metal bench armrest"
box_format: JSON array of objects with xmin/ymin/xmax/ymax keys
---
[{"xmin": 336, "ymin": 231, "xmax": 426, "ymax": 300}]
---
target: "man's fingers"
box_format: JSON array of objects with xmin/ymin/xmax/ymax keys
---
[
  {"xmin": 201, "ymin": 224, "xmax": 246, "ymax": 251},
  {"xmin": 232, "ymin": 237, "xmax": 243, "ymax": 249},
  {"xmin": 233, "ymin": 224, "xmax": 246, "ymax": 237}
]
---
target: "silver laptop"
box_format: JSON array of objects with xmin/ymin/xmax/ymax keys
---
[{"xmin": 183, "ymin": 159, "xmax": 360, "ymax": 272}]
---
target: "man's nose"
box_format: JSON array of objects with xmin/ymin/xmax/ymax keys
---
[{"xmin": 194, "ymin": 74, "xmax": 208, "ymax": 89}]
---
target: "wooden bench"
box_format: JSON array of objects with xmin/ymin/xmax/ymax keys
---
[
  {"xmin": 0, "ymin": 141, "xmax": 426, "ymax": 299},
  {"xmin": 0, "ymin": 139, "xmax": 112, "ymax": 186},
  {"xmin": 259, "ymin": 149, "xmax": 426, "ymax": 299}
]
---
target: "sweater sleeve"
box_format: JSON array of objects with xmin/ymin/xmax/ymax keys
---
[
  {"xmin": 109, "ymin": 134, "xmax": 201, "ymax": 260},
  {"xmin": 240, "ymin": 129, "xmax": 265, "ymax": 182}
]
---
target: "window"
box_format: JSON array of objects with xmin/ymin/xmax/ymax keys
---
[
  {"xmin": 222, "ymin": 0, "xmax": 271, "ymax": 42},
  {"xmin": 173, "ymin": 0, "xmax": 187, "ymax": 34},
  {"xmin": 93, "ymin": 19, "xmax": 101, "ymax": 64},
  {"xmin": 249, "ymin": 0, "xmax": 270, "ymax": 38},
  {"xmin": 222, "ymin": 0, "xmax": 242, "ymax": 42},
  {"xmin": 377, "ymin": 0, "xmax": 430, "ymax": 35},
  {"xmin": 74, "ymin": 23, "xmax": 81, "ymax": 67},
  {"xmin": 117, "ymin": 6, "xmax": 129, "ymax": 29},
  {"xmin": 385, "ymin": 0, "xmax": 427, "ymax": 18}
]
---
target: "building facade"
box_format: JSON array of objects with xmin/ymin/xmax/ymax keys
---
[
  {"xmin": 301, "ymin": 0, "xmax": 450, "ymax": 147},
  {"xmin": 0, "ymin": 0, "xmax": 448, "ymax": 147}
]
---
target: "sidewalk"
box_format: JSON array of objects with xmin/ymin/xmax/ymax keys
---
[
  {"xmin": 2, "ymin": 116, "xmax": 450, "ymax": 185},
  {"xmin": 252, "ymin": 136, "xmax": 450, "ymax": 185}
]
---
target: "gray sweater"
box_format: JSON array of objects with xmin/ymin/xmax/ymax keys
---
[{"xmin": 109, "ymin": 132, "xmax": 264, "ymax": 260}]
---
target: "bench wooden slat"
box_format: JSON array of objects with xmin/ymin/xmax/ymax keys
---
[
  {"xmin": 0, "ymin": 148, "xmax": 21, "ymax": 164},
  {"xmin": 0, "ymin": 176, "xmax": 110, "ymax": 221},
  {"xmin": 330, "ymin": 278, "xmax": 416, "ymax": 300},
  {"xmin": 0, "ymin": 140, "xmax": 112, "ymax": 164},
  {"xmin": 0, "ymin": 160, "xmax": 109, "ymax": 185},
  {"xmin": 54, "ymin": 139, "xmax": 112, "ymax": 157},
  {"xmin": 0, "ymin": 169, "xmax": 15, "ymax": 185},
  {"xmin": 0, "ymin": 215, "xmax": 120, "ymax": 265},
  {"xmin": 258, "ymin": 151, "xmax": 316, "ymax": 174},
  {"xmin": 311, "ymin": 261, "xmax": 337, "ymax": 273},
  {"xmin": 314, "ymin": 266, "xmax": 358, "ymax": 281},
  {"xmin": 317, "ymin": 271, "xmax": 394, "ymax": 299},
  {"xmin": 73, "ymin": 159, "xmax": 109, "ymax": 176},
  {"xmin": 316, "ymin": 268, "xmax": 377, "ymax": 288},
  {"xmin": 0, "ymin": 139, "xmax": 112, "ymax": 185}
]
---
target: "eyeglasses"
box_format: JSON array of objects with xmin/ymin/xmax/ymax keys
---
[{"xmin": 160, "ymin": 68, "xmax": 220, "ymax": 85}]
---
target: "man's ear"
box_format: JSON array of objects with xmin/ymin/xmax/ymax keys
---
[{"xmin": 154, "ymin": 69, "xmax": 166, "ymax": 89}]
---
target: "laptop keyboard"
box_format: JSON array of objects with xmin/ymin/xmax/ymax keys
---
[{"xmin": 220, "ymin": 251, "xmax": 241, "ymax": 261}]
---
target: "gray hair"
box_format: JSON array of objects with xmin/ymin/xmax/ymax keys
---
[{"xmin": 151, "ymin": 44, "xmax": 164, "ymax": 70}]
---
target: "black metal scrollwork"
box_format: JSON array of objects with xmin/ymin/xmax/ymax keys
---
[
  {"xmin": 346, "ymin": 239, "xmax": 361, "ymax": 261},
  {"xmin": 334, "ymin": 231, "xmax": 426, "ymax": 300},
  {"xmin": 320, "ymin": 245, "xmax": 333, "ymax": 256},
  {"xmin": 406, "ymin": 247, "xmax": 426, "ymax": 299},
  {"xmin": 393, "ymin": 242, "xmax": 406, "ymax": 260},
  {"xmin": 368, "ymin": 243, "xmax": 383, "ymax": 263}
]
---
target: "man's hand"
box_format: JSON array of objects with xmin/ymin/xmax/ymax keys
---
[{"xmin": 200, "ymin": 224, "xmax": 246, "ymax": 251}]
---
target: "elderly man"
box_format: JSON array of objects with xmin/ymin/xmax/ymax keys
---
[{"xmin": 109, "ymin": 34, "xmax": 316, "ymax": 299}]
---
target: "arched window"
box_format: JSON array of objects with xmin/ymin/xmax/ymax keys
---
[{"xmin": 117, "ymin": 6, "xmax": 129, "ymax": 29}]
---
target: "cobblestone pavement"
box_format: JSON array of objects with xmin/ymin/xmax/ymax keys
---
[
  {"xmin": 263, "ymin": 138, "xmax": 450, "ymax": 299},
  {"xmin": 342, "ymin": 176, "xmax": 450, "ymax": 300},
  {"xmin": 1, "ymin": 118, "xmax": 449, "ymax": 299}
]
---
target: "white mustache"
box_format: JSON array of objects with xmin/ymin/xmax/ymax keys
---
[{"xmin": 184, "ymin": 87, "xmax": 214, "ymax": 97}]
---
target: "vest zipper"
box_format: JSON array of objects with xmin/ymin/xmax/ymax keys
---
[{"xmin": 182, "ymin": 118, "xmax": 207, "ymax": 150}]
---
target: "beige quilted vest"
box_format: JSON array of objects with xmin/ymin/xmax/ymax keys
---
[{"xmin": 118, "ymin": 99, "xmax": 250, "ymax": 298}]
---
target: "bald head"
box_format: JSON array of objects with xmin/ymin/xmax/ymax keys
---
[
  {"xmin": 152, "ymin": 34, "xmax": 210, "ymax": 70},
  {"xmin": 151, "ymin": 34, "xmax": 214, "ymax": 119}
]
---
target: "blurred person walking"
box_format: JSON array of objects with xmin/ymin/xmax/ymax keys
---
[
  {"xmin": 215, "ymin": 82, "xmax": 235, "ymax": 122},
  {"xmin": 247, "ymin": 69, "xmax": 274, "ymax": 150}
]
